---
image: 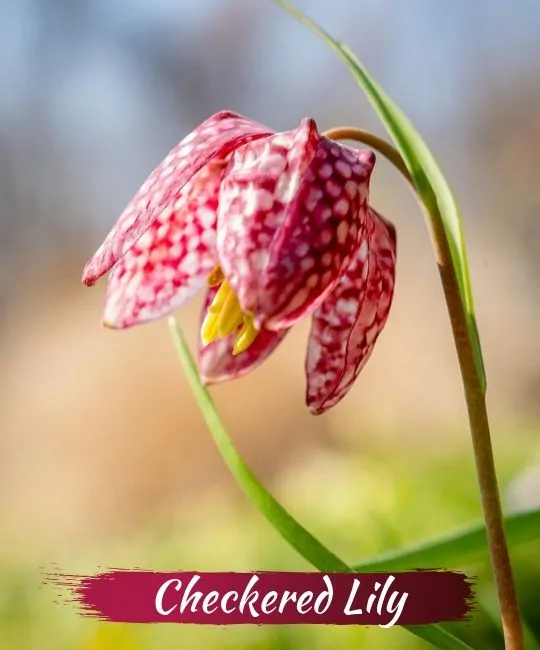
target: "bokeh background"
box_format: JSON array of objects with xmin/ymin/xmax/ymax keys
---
[{"xmin": 1, "ymin": 1, "xmax": 539, "ymax": 648}]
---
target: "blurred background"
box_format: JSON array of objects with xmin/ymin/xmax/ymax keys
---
[{"xmin": 1, "ymin": 0, "xmax": 539, "ymax": 648}]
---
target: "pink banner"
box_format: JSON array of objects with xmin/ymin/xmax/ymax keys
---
[{"xmin": 46, "ymin": 570, "xmax": 475, "ymax": 627}]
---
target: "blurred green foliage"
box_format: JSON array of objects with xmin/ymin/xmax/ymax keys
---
[{"xmin": 2, "ymin": 429, "xmax": 539, "ymax": 650}]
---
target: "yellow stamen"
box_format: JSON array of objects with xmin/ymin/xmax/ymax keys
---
[
  {"xmin": 217, "ymin": 290, "xmax": 244, "ymax": 337},
  {"xmin": 200, "ymin": 310, "xmax": 220, "ymax": 346},
  {"xmin": 206, "ymin": 264, "xmax": 225, "ymax": 287},
  {"xmin": 200, "ymin": 267, "xmax": 260, "ymax": 354},
  {"xmin": 209, "ymin": 281, "xmax": 230, "ymax": 312},
  {"xmin": 232, "ymin": 315, "xmax": 259, "ymax": 356}
]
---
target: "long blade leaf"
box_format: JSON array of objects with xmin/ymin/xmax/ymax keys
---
[{"xmin": 352, "ymin": 509, "xmax": 540, "ymax": 572}]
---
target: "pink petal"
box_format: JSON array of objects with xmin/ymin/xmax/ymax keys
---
[
  {"xmin": 82, "ymin": 111, "xmax": 272, "ymax": 286},
  {"xmin": 102, "ymin": 160, "xmax": 227, "ymax": 329},
  {"xmin": 305, "ymin": 208, "xmax": 397, "ymax": 414},
  {"xmin": 198, "ymin": 287, "xmax": 288, "ymax": 384},
  {"xmin": 217, "ymin": 118, "xmax": 375, "ymax": 330}
]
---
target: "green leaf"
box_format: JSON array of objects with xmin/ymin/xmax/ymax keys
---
[
  {"xmin": 169, "ymin": 318, "xmax": 474, "ymax": 650},
  {"xmin": 352, "ymin": 509, "xmax": 540, "ymax": 572},
  {"xmin": 271, "ymin": 0, "xmax": 486, "ymax": 391}
]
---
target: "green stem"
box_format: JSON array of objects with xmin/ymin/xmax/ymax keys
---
[{"xmin": 324, "ymin": 127, "xmax": 523, "ymax": 650}]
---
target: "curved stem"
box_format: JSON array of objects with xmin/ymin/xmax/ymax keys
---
[
  {"xmin": 324, "ymin": 127, "xmax": 413, "ymax": 181},
  {"xmin": 324, "ymin": 127, "xmax": 524, "ymax": 650}
]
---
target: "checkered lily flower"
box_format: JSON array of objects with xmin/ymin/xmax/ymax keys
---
[{"xmin": 82, "ymin": 111, "xmax": 396, "ymax": 414}]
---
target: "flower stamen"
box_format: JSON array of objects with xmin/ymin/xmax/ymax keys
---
[
  {"xmin": 217, "ymin": 290, "xmax": 244, "ymax": 337},
  {"xmin": 201, "ymin": 309, "xmax": 220, "ymax": 345},
  {"xmin": 201, "ymin": 268, "xmax": 259, "ymax": 353},
  {"xmin": 232, "ymin": 316, "xmax": 259, "ymax": 356},
  {"xmin": 206, "ymin": 264, "xmax": 225, "ymax": 287}
]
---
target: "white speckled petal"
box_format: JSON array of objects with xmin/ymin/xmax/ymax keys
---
[
  {"xmin": 82, "ymin": 111, "xmax": 272, "ymax": 286},
  {"xmin": 305, "ymin": 208, "xmax": 397, "ymax": 414},
  {"xmin": 102, "ymin": 161, "xmax": 226, "ymax": 328},
  {"xmin": 217, "ymin": 118, "xmax": 375, "ymax": 330}
]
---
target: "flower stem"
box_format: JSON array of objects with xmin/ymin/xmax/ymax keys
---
[{"xmin": 324, "ymin": 127, "xmax": 524, "ymax": 650}]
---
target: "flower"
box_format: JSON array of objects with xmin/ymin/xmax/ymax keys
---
[{"xmin": 82, "ymin": 111, "xmax": 396, "ymax": 414}]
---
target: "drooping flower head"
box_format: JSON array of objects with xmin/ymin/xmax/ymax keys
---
[{"xmin": 82, "ymin": 111, "xmax": 396, "ymax": 414}]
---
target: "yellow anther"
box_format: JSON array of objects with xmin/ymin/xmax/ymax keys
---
[
  {"xmin": 232, "ymin": 316, "xmax": 259, "ymax": 356},
  {"xmin": 200, "ymin": 310, "xmax": 220, "ymax": 346},
  {"xmin": 201, "ymin": 281, "xmax": 230, "ymax": 345},
  {"xmin": 217, "ymin": 290, "xmax": 244, "ymax": 337},
  {"xmin": 209, "ymin": 281, "xmax": 230, "ymax": 312},
  {"xmin": 202, "ymin": 266, "xmax": 260, "ymax": 354},
  {"xmin": 206, "ymin": 264, "xmax": 225, "ymax": 287}
]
